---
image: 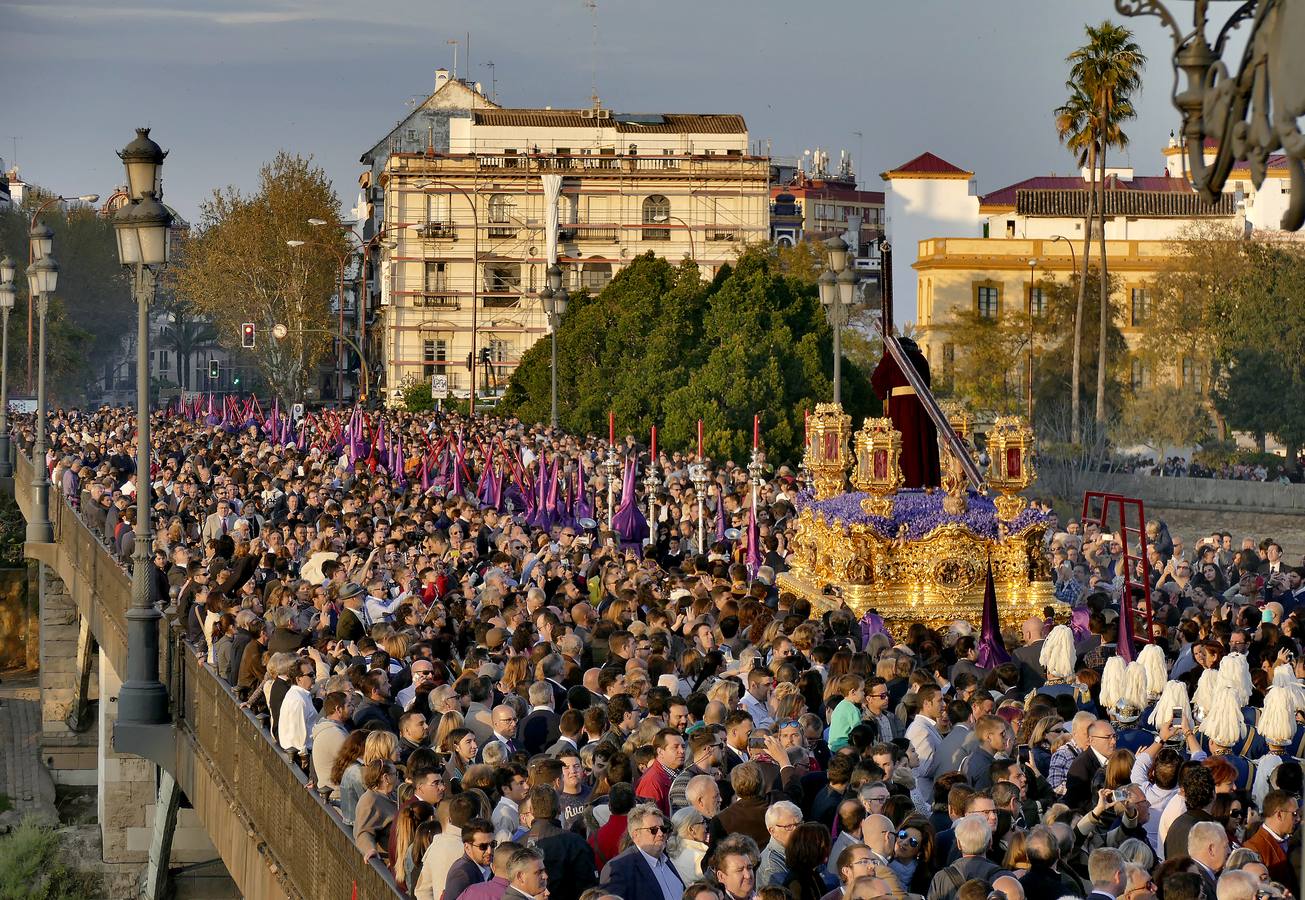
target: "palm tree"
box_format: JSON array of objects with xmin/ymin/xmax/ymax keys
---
[
  {"xmin": 159, "ymin": 306, "xmax": 218, "ymax": 390},
  {"xmin": 1055, "ymin": 86, "xmax": 1098, "ymax": 443},
  {"xmin": 1067, "ymin": 21, "xmax": 1145, "ymax": 427}
]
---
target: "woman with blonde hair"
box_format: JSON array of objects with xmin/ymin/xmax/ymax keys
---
[
  {"xmin": 390, "ymin": 800, "xmax": 434, "ymax": 890},
  {"xmin": 1104, "ymin": 748, "xmax": 1136, "ymax": 790},
  {"xmin": 353, "ymin": 759, "xmax": 399, "ymax": 860},
  {"xmin": 669, "ymin": 807, "xmax": 709, "ymax": 885},
  {"xmin": 707, "ymin": 678, "xmax": 740, "ymax": 709},
  {"xmin": 432, "ymin": 709, "xmax": 464, "ymax": 753}
]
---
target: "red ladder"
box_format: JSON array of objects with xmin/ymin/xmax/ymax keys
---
[{"xmin": 1080, "ymin": 491, "xmax": 1156, "ymax": 646}]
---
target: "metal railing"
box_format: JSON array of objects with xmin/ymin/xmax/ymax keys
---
[{"xmin": 12, "ymin": 452, "xmax": 402, "ymax": 900}]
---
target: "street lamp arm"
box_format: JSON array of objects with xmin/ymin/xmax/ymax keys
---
[{"xmin": 274, "ymin": 326, "xmax": 370, "ymax": 401}]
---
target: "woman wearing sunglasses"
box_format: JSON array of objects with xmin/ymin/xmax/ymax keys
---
[{"xmin": 888, "ymin": 815, "xmax": 936, "ymax": 895}]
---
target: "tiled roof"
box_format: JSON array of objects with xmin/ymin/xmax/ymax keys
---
[
  {"xmin": 981, "ymin": 174, "xmax": 1196, "ymax": 208},
  {"xmin": 881, "ymin": 152, "xmax": 972, "ymax": 179},
  {"xmin": 1015, "ymin": 188, "xmax": 1236, "ymax": 218},
  {"xmin": 471, "ymin": 109, "xmax": 747, "ymax": 134}
]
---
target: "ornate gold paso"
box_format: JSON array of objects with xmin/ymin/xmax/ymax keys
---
[
  {"xmin": 939, "ymin": 445, "xmax": 969, "ymax": 516},
  {"xmin": 851, "ymin": 418, "xmax": 903, "ymax": 517},
  {"xmin": 987, "ymin": 416, "xmax": 1035, "ymax": 520},
  {"xmin": 804, "ymin": 403, "xmax": 852, "ymax": 500},
  {"xmin": 780, "ymin": 509, "xmax": 1053, "ymax": 638}
]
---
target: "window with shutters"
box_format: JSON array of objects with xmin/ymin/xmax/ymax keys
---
[{"xmin": 642, "ymin": 195, "xmax": 670, "ymax": 240}]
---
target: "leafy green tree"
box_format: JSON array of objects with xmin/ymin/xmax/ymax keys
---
[
  {"xmin": 501, "ymin": 248, "xmax": 879, "ymax": 464},
  {"xmin": 1113, "ymin": 383, "xmax": 1211, "ymax": 461},
  {"xmin": 173, "ymin": 152, "xmax": 345, "ymax": 402},
  {"xmin": 935, "ymin": 308, "xmax": 1032, "ymax": 416}
]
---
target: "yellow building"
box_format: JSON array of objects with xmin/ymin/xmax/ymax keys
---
[{"xmin": 376, "ymin": 102, "xmax": 770, "ymax": 403}]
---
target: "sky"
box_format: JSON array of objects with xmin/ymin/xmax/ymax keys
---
[{"xmin": 2, "ymin": 0, "xmax": 1195, "ymax": 223}]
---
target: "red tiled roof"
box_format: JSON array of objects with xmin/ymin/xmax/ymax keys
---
[
  {"xmin": 980, "ymin": 174, "xmax": 1197, "ymax": 208},
  {"xmin": 881, "ymin": 152, "xmax": 972, "ymax": 179}
]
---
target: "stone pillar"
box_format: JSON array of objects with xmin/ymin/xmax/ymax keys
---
[
  {"xmin": 37, "ymin": 562, "xmax": 98, "ymax": 782},
  {"xmin": 97, "ymin": 646, "xmax": 217, "ymax": 866}
]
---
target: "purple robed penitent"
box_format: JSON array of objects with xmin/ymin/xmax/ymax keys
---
[
  {"xmin": 611, "ymin": 458, "xmax": 649, "ymax": 546},
  {"xmin": 974, "ymin": 563, "xmax": 1011, "ymax": 668}
]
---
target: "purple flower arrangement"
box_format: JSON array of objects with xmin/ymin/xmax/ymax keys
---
[{"xmin": 798, "ymin": 488, "xmax": 1051, "ymax": 542}]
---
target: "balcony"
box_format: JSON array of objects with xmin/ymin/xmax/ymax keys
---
[
  {"xmin": 482, "ymin": 295, "xmax": 521, "ymax": 309},
  {"xmin": 565, "ymin": 224, "xmax": 620, "ymax": 243},
  {"xmin": 414, "ymin": 222, "xmax": 456, "ymax": 240},
  {"xmin": 708, "ymin": 229, "xmax": 737, "ymax": 242},
  {"xmin": 414, "ymin": 293, "xmax": 460, "ymax": 309},
  {"xmin": 487, "ymin": 225, "xmax": 518, "ymax": 239}
]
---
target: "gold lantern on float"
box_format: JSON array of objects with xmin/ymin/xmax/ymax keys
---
[
  {"xmin": 851, "ymin": 418, "xmax": 903, "ymax": 516},
  {"xmin": 805, "ymin": 403, "xmax": 852, "ymax": 500},
  {"xmin": 987, "ymin": 416, "xmax": 1035, "ymax": 520},
  {"xmin": 939, "ymin": 399, "xmax": 973, "ymax": 442}
]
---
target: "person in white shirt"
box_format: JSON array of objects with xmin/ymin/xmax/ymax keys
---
[
  {"xmin": 906, "ymin": 684, "xmax": 944, "ymax": 812},
  {"xmin": 278, "ymin": 661, "xmax": 318, "ymax": 755},
  {"xmin": 493, "ymin": 765, "xmax": 530, "ymax": 842},
  {"xmin": 741, "ymin": 667, "xmax": 775, "ymax": 730},
  {"xmin": 363, "ymin": 575, "xmax": 406, "ymax": 624}
]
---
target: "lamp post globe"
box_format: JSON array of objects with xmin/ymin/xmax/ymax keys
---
[
  {"xmin": 546, "ymin": 262, "xmax": 563, "ymax": 294},
  {"xmin": 25, "ymin": 253, "xmax": 58, "ymax": 543},
  {"xmin": 26, "ymin": 256, "xmax": 59, "ymax": 295},
  {"xmin": 118, "ymin": 127, "xmax": 167, "ymax": 201},
  {"xmin": 837, "ymin": 264, "xmax": 858, "ymax": 309},
  {"xmin": 29, "ymin": 223, "xmax": 53, "ymax": 261},
  {"xmin": 554, "ymin": 287, "xmax": 568, "ymax": 317},
  {"xmin": 823, "ymin": 235, "xmax": 849, "ymax": 273},
  {"xmin": 818, "ymin": 267, "xmax": 837, "ymax": 308},
  {"xmin": 0, "ymin": 255, "xmax": 14, "ymax": 285}
]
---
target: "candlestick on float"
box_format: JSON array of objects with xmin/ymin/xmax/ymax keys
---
[
  {"xmin": 644, "ymin": 427, "xmax": 661, "ymax": 547},
  {"xmin": 697, "ymin": 419, "xmax": 703, "ymax": 460},
  {"xmin": 689, "ymin": 457, "xmax": 709, "ymax": 554},
  {"xmin": 753, "ymin": 413, "xmax": 760, "ymax": 450},
  {"xmin": 608, "ymin": 411, "xmax": 615, "ymax": 445}
]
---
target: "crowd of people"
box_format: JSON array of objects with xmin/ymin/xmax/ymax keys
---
[
  {"xmin": 1120, "ymin": 457, "xmax": 1284, "ymax": 483},
  {"xmin": 13, "ymin": 403, "xmax": 1305, "ymax": 900}
]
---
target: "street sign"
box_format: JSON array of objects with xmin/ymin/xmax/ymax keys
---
[{"xmin": 431, "ymin": 374, "xmax": 449, "ymax": 400}]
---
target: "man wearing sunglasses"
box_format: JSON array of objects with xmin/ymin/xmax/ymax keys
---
[
  {"xmin": 599, "ymin": 803, "xmax": 684, "ymax": 900},
  {"xmin": 445, "ymin": 818, "xmax": 496, "ymax": 900}
]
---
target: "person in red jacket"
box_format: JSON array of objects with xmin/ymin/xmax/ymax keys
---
[
  {"xmin": 1241, "ymin": 790, "xmax": 1299, "ymax": 886},
  {"xmin": 591, "ymin": 783, "xmax": 636, "ymax": 869},
  {"xmin": 636, "ymin": 729, "xmax": 686, "ymax": 816}
]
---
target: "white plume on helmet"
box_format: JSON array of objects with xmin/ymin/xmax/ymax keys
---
[
  {"xmin": 1271, "ymin": 664, "xmax": 1305, "ymax": 714},
  {"xmin": 1040, "ymin": 624, "xmax": 1076, "ymax": 680},
  {"xmin": 1198, "ymin": 682, "xmax": 1246, "ymax": 748},
  {"xmin": 1137, "ymin": 643, "xmax": 1168, "ymax": 697},
  {"xmin": 1148, "ymin": 680, "xmax": 1193, "ymax": 730},
  {"xmin": 1191, "ymin": 667, "xmax": 1221, "ymax": 717},
  {"xmin": 1100, "ymin": 656, "xmax": 1128, "ymax": 712},
  {"xmin": 1121, "ymin": 661, "xmax": 1149, "ymax": 717},
  {"xmin": 1218, "ymin": 653, "xmax": 1253, "ymax": 707},
  {"xmin": 1259, "ymin": 685, "xmax": 1299, "ymax": 746}
]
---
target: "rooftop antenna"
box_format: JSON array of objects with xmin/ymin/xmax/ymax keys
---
[
  {"xmin": 585, "ymin": 0, "xmax": 599, "ymax": 107},
  {"xmin": 486, "ymin": 60, "xmax": 497, "ymax": 103},
  {"xmin": 853, "ymin": 130, "xmax": 863, "ymax": 186},
  {"xmin": 447, "ymin": 38, "xmax": 460, "ymax": 81}
]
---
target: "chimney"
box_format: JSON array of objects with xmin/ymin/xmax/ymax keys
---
[{"xmin": 435, "ymin": 68, "xmax": 449, "ymax": 91}]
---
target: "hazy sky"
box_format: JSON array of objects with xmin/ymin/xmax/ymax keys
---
[{"xmin": 4, "ymin": 0, "xmax": 1192, "ymax": 223}]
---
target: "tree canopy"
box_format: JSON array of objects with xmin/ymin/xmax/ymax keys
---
[
  {"xmin": 500, "ymin": 247, "xmax": 880, "ymax": 463},
  {"xmin": 173, "ymin": 152, "xmax": 346, "ymax": 402}
]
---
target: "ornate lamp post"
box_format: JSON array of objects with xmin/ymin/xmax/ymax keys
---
[
  {"xmin": 112, "ymin": 127, "xmax": 174, "ymax": 739},
  {"xmin": 818, "ymin": 236, "xmax": 859, "ymax": 404},
  {"xmin": 644, "ymin": 437, "xmax": 661, "ymax": 548},
  {"xmin": 603, "ymin": 445, "xmax": 622, "ymax": 530},
  {"xmin": 540, "ymin": 263, "xmax": 568, "ymax": 429},
  {"xmin": 688, "ymin": 461, "xmax": 709, "ymax": 553},
  {"xmin": 24, "ymin": 252, "xmax": 57, "ymax": 543},
  {"xmin": 0, "ymin": 256, "xmax": 14, "ymax": 478}
]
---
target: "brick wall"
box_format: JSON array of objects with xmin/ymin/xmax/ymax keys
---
[{"xmin": 37, "ymin": 563, "xmax": 98, "ymax": 781}]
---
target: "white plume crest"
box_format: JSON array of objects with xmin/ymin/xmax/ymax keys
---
[
  {"xmin": 1148, "ymin": 680, "xmax": 1192, "ymax": 729},
  {"xmin": 1192, "ymin": 667, "xmax": 1221, "ymax": 715},
  {"xmin": 1259, "ymin": 686, "xmax": 1298, "ymax": 746},
  {"xmin": 1137, "ymin": 643, "xmax": 1168, "ymax": 697},
  {"xmin": 1122, "ymin": 662, "xmax": 1149, "ymax": 714},
  {"xmin": 1218, "ymin": 653, "xmax": 1253, "ymax": 707},
  {"xmin": 1040, "ymin": 625, "xmax": 1076, "ymax": 680},
  {"xmin": 1199, "ymin": 683, "xmax": 1246, "ymax": 748},
  {"xmin": 1271, "ymin": 664, "xmax": 1305, "ymax": 712},
  {"xmin": 1100, "ymin": 656, "xmax": 1128, "ymax": 711}
]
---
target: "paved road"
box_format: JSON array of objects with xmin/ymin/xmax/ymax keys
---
[{"xmin": 0, "ymin": 669, "xmax": 57, "ymax": 822}]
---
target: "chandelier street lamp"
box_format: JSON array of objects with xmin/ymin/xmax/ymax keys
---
[
  {"xmin": 24, "ymin": 253, "xmax": 57, "ymax": 543},
  {"xmin": 112, "ymin": 128, "xmax": 174, "ymax": 744},
  {"xmin": 0, "ymin": 256, "xmax": 14, "ymax": 478},
  {"xmin": 1113, "ymin": 0, "xmax": 1305, "ymax": 231},
  {"xmin": 818, "ymin": 236, "xmax": 859, "ymax": 404},
  {"xmin": 540, "ymin": 263, "xmax": 568, "ymax": 429},
  {"xmin": 25, "ymin": 192, "xmax": 98, "ymax": 391}
]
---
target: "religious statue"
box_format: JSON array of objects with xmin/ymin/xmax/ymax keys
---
[{"xmin": 870, "ymin": 336, "xmax": 941, "ymax": 488}]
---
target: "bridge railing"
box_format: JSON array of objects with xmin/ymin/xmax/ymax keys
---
[{"xmin": 16, "ymin": 452, "xmax": 403, "ymax": 900}]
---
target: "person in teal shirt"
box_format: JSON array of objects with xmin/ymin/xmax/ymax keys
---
[{"xmin": 829, "ymin": 674, "xmax": 866, "ymax": 752}]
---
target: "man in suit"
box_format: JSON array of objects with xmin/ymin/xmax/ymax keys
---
[
  {"xmin": 720, "ymin": 710, "xmax": 753, "ymax": 773},
  {"xmin": 521, "ymin": 786, "xmax": 597, "ymax": 900},
  {"xmin": 1186, "ymin": 821, "xmax": 1229, "ymax": 900},
  {"xmin": 1241, "ymin": 790, "xmax": 1297, "ymax": 885},
  {"xmin": 501, "ymin": 845, "xmax": 549, "ymax": 900},
  {"xmin": 936, "ymin": 699, "xmax": 976, "ymax": 775},
  {"xmin": 1013, "ymin": 618, "xmax": 1047, "ymax": 691},
  {"xmin": 1084, "ymin": 846, "xmax": 1127, "ymax": 900},
  {"xmin": 334, "ymin": 582, "xmax": 370, "ymax": 641},
  {"xmin": 519, "ymin": 682, "xmax": 560, "ymax": 756},
  {"xmin": 544, "ymin": 709, "xmax": 585, "ymax": 758},
  {"xmin": 600, "ymin": 803, "xmax": 684, "ymax": 900},
  {"xmin": 1063, "ymin": 719, "xmax": 1113, "ymax": 812},
  {"xmin": 1258, "ymin": 542, "xmax": 1287, "ymax": 576},
  {"xmin": 444, "ymin": 818, "xmax": 494, "ymax": 900},
  {"xmin": 906, "ymin": 684, "xmax": 944, "ymax": 810},
  {"xmin": 1164, "ymin": 765, "xmax": 1217, "ymax": 860},
  {"xmin": 201, "ymin": 498, "xmax": 234, "ymax": 542}
]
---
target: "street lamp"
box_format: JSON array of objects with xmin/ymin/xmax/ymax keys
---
[
  {"xmin": 24, "ymin": 254, "xmax": 57, "ymax": 543},
  {"xmin": 1026, "ymin": 258, "xmax": 1038, "ymax": 421},
  {"xmin": 25, "ymin": 195, "xmax": 98, "ymax": 391},
  {"xmin": 286, "ymin": 237, "xmax": 350, "ymax": 402},
  {"xmin": 112, "ymin": 128, "xmax": 174, "ymax": 740},
  {"xmin": 0, "ymin": 256, "xmax": 15, "ymax": 478},
  {"xmin": 818, "ymin": 236, "xmax": 858, "ymax": 404},
  {"xmin": 541, "ymin": 263, "xmax": 568, "ymax": 429}
]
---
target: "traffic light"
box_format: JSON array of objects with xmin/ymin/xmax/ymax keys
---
[
  {"xmin": 241, "ymin": 322, "xmax": 256, "ymax": 348},
  {"xmin": 209, "ymin": 360, "xmax": 219, "ymax": 380}
]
